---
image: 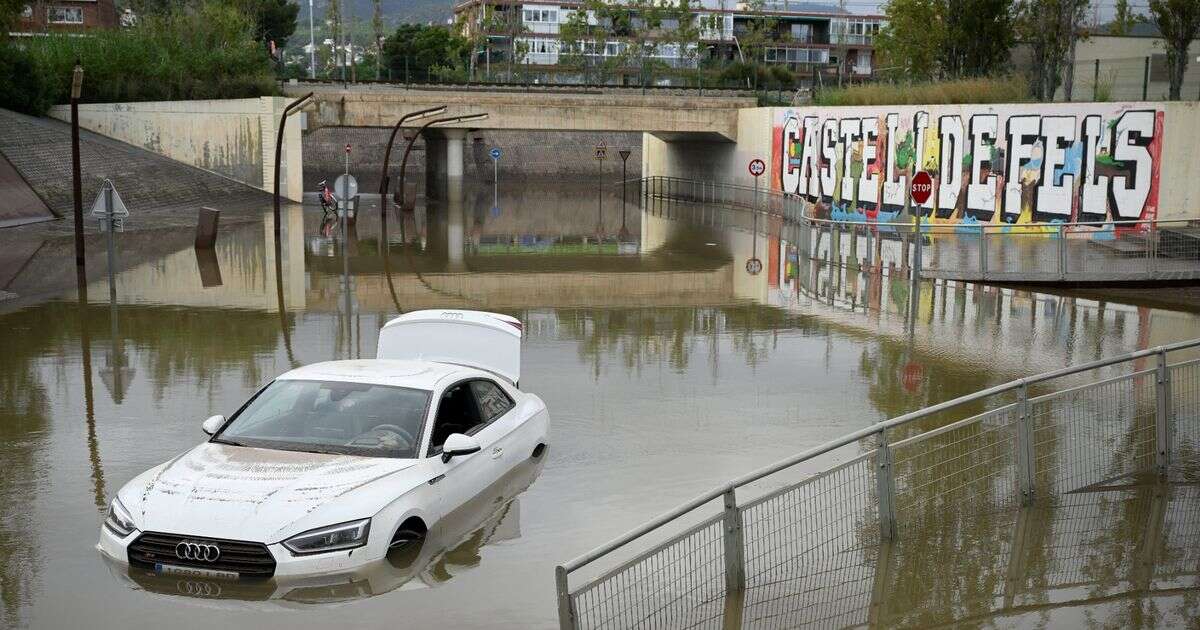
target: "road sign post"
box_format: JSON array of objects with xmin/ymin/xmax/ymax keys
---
[
  {"xmin": 910, "ymin": 170, "xmax": 932, "ymax": 280},
  {"xmin": 595, "ymin": 141, "xmax": 607, "ymax": 238},
  {"xmin": 748, "ymin": 158, "xmax": 766, "ymax": 275},
  {"xmin": 619, "ymin": 149, "xmax": 632, "ymax": 237},
  {"xmin": 490, "ymin": 147, "xmax": 502, "ymax": 209}
]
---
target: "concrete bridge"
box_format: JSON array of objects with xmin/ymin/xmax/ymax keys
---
[{"xmin": 285, "ymin": 83, "xmax": 754, "ymax": 143}]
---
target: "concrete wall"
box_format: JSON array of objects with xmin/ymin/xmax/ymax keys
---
[
  {"xmin": 49, "ymin": 97, "xmax": 304, "ymax": 202},
  {"xmin": 304, "ymin": 127, "xmax": 642, "ymax": 192},
  {"xmin": 295, "ymin": 86, "xmax": 752, "ymax": 141},
  {"xmin": 643, "ymin": 108, "xmax": 770, "ymax": 187},
  {"xmin": 648, "ymin": 102, "xmax": 1200, "ymax": 223}
]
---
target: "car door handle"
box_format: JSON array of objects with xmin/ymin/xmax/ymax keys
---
[{"xmin": 491, "ymin": 447, "xmax": 503, "ymax": 460}]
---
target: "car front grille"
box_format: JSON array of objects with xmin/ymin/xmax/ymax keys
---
[{"xmin": 128, "ymin": 532, "xmax": 277, "ymax": 578}]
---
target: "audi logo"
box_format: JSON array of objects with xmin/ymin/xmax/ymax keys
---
[
  {"xmin": 175, "ymin": 541, "xmax": 221, "ymax": 562},
  {"xmin": 176, "ymin": 580, "xmax": 221, "ymax": 597}
]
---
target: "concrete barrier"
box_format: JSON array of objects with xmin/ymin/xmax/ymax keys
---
[{"xmin": 49, "ymin": 97, "xmax": 304, "ymax": 202}]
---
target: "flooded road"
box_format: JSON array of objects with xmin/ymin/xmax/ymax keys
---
[{"xmin": 2, "ymin": 182, "xmax": 1199, "ymax": 628}]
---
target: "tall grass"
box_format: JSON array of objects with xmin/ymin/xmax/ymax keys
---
[
  {"xmin": 10, "ymin": 1, "xmax": 277, "ymax": 113},
  {"xmin": 814, "ymin": 75, "xmax": 1030, "ymax": 107}
]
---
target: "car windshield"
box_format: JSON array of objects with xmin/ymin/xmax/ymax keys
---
[{"xmin": 214, "ymin": 379, "xmax": 431, "ymax": 458}]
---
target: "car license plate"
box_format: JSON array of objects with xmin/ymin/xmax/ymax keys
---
[{"xmin": 155, "ymin": 563, "xmax": 239, "ymax": 580}]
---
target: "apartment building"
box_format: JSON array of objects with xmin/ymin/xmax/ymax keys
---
[
  {"xmin": 12, "ymin": 0, "xmax": 119, "ymax": 35},
  {"xmin": 453, "ymin": 0, "xmax": 884, "ymax": 86}
]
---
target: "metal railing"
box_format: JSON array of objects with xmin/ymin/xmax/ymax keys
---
[
  {"xmin": 634, "ymin": 175, "xmax": 1200, "ymax": 282},
  {"xmin": 555, "ymin": 330, "xmax": 1200, "ymax": 629}
]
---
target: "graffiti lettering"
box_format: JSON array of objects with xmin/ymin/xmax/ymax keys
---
[{"xmin": 773, "ymin": 104, "xmax": 1161, "ymax": 226}]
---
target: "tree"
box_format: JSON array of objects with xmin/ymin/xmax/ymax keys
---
[
  {"xmin": 0, "ymin": 0, "xmax": 25, "ymax": 39},
  {"xmin": 382, "ymin": 24, "xmax": 469, "ymax": 83},
  {"xmin": 875, "ymin": 0, "xmax": 944, "ymax": 80},
  {"xmin": 1109, "ymin": 0, "xmax": 1145, "ymax": 35},
  {"xmin": 1149, "ymin": 0, "xmax": 1200, "ymax": 100},
  {"xmin": 941, "ymin": 0, "xmax": 1015, "ymax": 77},
  {"xmin": 875, "ymin": 0, "xmax": 1014, "ymax": 81},
  {"xmin": 1016, "ymin": 0, "xmax": 1089, "ymax": 101},
  {"xmin": 230, "ymin": 0, "xmax": 299, "ymax": 48}
]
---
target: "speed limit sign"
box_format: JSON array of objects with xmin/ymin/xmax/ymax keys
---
[{"xmin": 748, "ymin": 158, "xmax": 766, "ymax": 177}]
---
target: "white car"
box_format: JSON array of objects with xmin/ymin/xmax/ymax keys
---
[{"xmin": 98, "ymin": 310, "xmax": 549, "ymax": 581}]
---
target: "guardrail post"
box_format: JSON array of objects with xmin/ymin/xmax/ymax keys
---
[
  {"xmin": 875, "ymin": 429, "xmax": 897, "ymax": 541},
  {"xmin": 555, "ymin": 566, "xmax": 575, "ymax": 630},
  {"xmin": 1015, "ymin": 381, "xmax": 1036, "ymax": 505},
  {"xmin": 1057, "ymin": 224, "xmax": 1066, "ymax": 280},
  {"xmin": 1155, "ymin": 348, "xmax": 1173, "ymax": 475},
  {"xmin": 980, "ymin": 229, "xmax": 989, "ymax": 280},
  {"xmin": 721, "ymin": 487, "xmax": 746, "ymax": 596}
]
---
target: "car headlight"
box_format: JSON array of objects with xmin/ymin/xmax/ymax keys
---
[
  {"xmin": 282, "ymin": 518, "xmax": 371, "ymax": 555},
  {"xmin": 104, "ymin": 497, "xmax": 137, "ymax": 538}
]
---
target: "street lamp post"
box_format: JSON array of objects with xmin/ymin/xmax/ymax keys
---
[
  {"xmin": 393, "ymin": 112, "xmax": 490, "ymax": 213},
  {"xmin": 71, "ymin": 62, "xmax": 85, "ymax": 268},
  {"xmin": 379, "ymin": 105, "xmax": 447, "ymax": 226},
  {"xmin": 308, "ymin": 0, "xmax": 316, "ymax": 79},
  {"xmin": 272, "ymin": 92, "xmax": 315, "ymax": 242}
]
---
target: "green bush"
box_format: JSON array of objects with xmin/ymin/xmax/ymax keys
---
[
  {"xmin": 18, "ymin": 0, "xmax": 277, "ymax": 110},
  {"xmin": 814, "ymin": 75, "xmax": 1030, "ymax": 106},
  {"xmin": 0, "ymin": 44, "xmax": 54, "ymax": 115}
]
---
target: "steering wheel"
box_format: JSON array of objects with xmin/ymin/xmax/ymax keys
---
[{"xmin": 367, "ymin": 423, "xmax": 416, "ymax": 449}]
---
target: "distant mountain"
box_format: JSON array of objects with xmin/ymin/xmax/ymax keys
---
[{"xmin": 299, "ymin": 0, "xmax": 455, "ymax": 29}]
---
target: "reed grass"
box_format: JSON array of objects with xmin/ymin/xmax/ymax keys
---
[{"xmin": 814, "ymin": 75, "xmax": 1031, "ymax": 106}]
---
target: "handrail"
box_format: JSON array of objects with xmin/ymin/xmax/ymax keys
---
[
  {"xmin": 634, "ymin": 174, "xmax": 1200, "ymax": 231},
  {"xmin": 558, "ymin": 336, "xmax": 1200, "ymax": 575}
]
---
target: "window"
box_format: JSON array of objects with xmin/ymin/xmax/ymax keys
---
[
  {"xmin": 471, "ymin": 381, "xmax": 514, "ymax": 422},
  {"xmin": 427, "ymin": 380, "xmax": 513, "ymax": 455},
  {"xmin": 47, "ymin": 6, "xmax": 83, "ymax": 24},
  {"xmin": 523, "ymin": 8, "xmax": 556, "ymax": 23},
  {"xmin": 215, "ymin": 380, "xmax": 431, "ymax": 458},
  {"xmin": 429, "ymin": 382, "xmax": 484, "ymax": 453}
]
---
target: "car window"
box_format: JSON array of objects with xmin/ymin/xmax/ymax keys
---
[
  {"xmin": 471, "ymin": 380, "xmax": 514, "ymax": 422},
  {"xmin": 214, "ymin": 380, "xmax": 430, "ymax": 458},
  {"xmin": 428, "ymin": 382, "xmax": 484, "ymax": 454}
]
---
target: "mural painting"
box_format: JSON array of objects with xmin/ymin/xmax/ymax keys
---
[{"xmin": 772, "ymin": 104, "xmax": 1164, "ymax": 232}]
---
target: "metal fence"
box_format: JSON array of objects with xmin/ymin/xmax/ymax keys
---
[
  {"xmin": 1068, "ymin": 56, "xmax": 1200, "ymax": 103},
  {"xmin": 636, "ymin": 175, "xmax": 1200, "ymax": 283},
  {"xmin": 555, "ymin": 334, "xmax": 1200, "ymax": 630}
]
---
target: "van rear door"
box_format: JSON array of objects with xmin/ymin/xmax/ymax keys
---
[{"xmin": 376, "ymin": 310, "xmax": 522, "ymax": 383}]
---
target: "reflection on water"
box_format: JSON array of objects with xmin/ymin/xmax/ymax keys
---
[
  {"xmin": 0, "ymin": 182, "xmax": 1198, "ymax": 628},
  {"xmin": 112, "ymin": 458, "xmax": 544, "ymax": 606}
]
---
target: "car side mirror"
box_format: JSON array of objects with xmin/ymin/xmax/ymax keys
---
[
  {"xmin": 201, "ymin": 414, "xmax": 225, "ymax": 435},
  {"xmin": 441, "ymin": 433, "xmax": 481, "ymax": 463}
]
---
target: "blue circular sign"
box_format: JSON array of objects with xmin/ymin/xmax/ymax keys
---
[{"xmin": 490, "ymin": 147, "xmax": 502, "ymax": 160}]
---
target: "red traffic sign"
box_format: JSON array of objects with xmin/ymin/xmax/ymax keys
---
[
  {"xmin": 902, "ymin": 362, "xmax": 924, "ymax": 393},
  {"xmin": 746, "ymin": 258, "xmax": 763, "ymax": 275},
  {"xmin": 344, "ymin": 144, "xmax": 351, "ymax": 154},
  {"xmin": 748, "ymin": 158, "xmax": 766, "ymax": 177},
  {"xmin": 911, "ymin": 171, "xmax": 933, "ymax": 205}
]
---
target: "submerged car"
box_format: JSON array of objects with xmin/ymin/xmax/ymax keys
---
[{"xmin": 98, "ymin": 310, "xmax": 549, "ymax": 581}]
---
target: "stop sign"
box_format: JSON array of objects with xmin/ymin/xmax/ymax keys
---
[
  {"xmin": 911, "ymin": 171, "xmax": 933, "ymax": 205},
  {"xmin": 902, "ymin": 362, "xmax": 924, "ymax": 393}
]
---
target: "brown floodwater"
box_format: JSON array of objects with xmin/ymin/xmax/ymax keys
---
[{"xmin": 1, "ymin": 182, "xmax": 1197, "ymax": 629}]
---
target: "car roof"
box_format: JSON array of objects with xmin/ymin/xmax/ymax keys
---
[{"xmin": 276, "ymin": 360, "xmax": 495, "ymax": 391}]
